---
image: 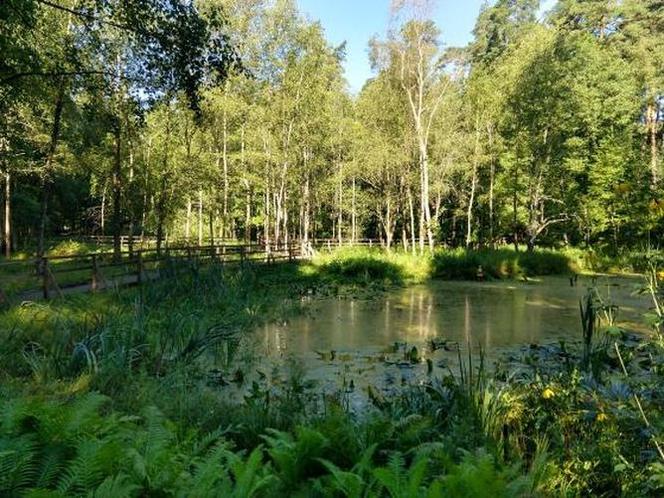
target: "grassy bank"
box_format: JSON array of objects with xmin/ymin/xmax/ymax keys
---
[
  {"xmin": 2, "ymin": 244, "xmax": 654, "ymax": 302},
  {"xmin": 307, "ymin": 246, "xmax": 579, "ymax": 284},
  {"xmin": 1, "ymin": 251, "xmax": 663, "ymax": 496}
]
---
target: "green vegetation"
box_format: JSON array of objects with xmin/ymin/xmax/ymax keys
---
[
  {"xmin": 3, "ymin": 0, "xmax": 664, "ymax": 495},
  {"xmin": 0, "ymin": 252, "xmax": 663, "ymax": 496},
  {"xmin": 2, "ymin": 0, "xmax": 664, "ymax": 258},
  {"xmin": 431, "ymin": 248, "xmax": 575, "ymax": 280},
  {"xmin": 309, "ymin": 246, "xmax": 579, "ymax": 283}
]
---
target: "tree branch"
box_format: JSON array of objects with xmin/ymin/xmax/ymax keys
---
[{"xmin": 35, "ymin": 0, "xmax": 134, "ymax": 33}]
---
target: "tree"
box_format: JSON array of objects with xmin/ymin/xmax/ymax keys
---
[{"xmin": 371, "ymin": 1, "xmax": 456, "ymax": 252}]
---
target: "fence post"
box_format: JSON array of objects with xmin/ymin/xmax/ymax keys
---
[
  {"xmin": 91, "ymin": 255, "xmax": 98, "ymax": 292},
  {"xmin": 136, "ymin": 252, "xmax": 144, "ymax": 284},
  {"xmin": 210, "ymin": 239, "xmax": 216, "ymax": 263},
  {"xmin": 42, "ymin": 257, "xmax": 49, "ymax": 299}
]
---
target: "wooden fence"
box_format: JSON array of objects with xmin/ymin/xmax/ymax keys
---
[
  {"xmin": 0, "ymin": 238, "xmax": 390, "ymax": 302},
  {"xmin": 0, "ymin": 241, "xmax": 303, "ymax": 301}
]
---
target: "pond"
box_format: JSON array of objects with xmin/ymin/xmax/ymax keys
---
[
  {"xmin": 257, "ymin": 275, "xmax": 650, "ymax": 356},
  {"xmin": 232, "ymin": 275, "xmax": 653, "ymax": 408}
]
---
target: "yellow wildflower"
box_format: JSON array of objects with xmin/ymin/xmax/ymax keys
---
[
  {"xmin": 657, "ymin": 270, "xmax": 664, "ymax": 281},
  {"xmin": 596, "ymin": 412, "xmax": 609, "ymax": 422},
  {"xmin": 542, "ymin": 387, "xmax": 555, "ymax": 400}
]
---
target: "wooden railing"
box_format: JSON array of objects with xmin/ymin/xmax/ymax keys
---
[
  {"xmin": 0, "ymin": 241, "xmax": 307, "ymax": 301},
  {"xmin": 0, "ymin": 237, "xmax": 401, "ymax": 302},
  {"xmin": 51, "ymin": 235, "xmax": 245, "ymax": 252}
]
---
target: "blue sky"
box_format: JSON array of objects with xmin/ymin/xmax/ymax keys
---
[{"xmin": 297, "ymin": 0, "xmax": 557, "ymax": 93}]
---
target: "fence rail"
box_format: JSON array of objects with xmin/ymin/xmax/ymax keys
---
[{"xmin": 0, "ymin": 238, "xmax": 391, "ymax": 302}]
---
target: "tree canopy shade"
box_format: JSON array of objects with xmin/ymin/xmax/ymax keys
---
[
  {"xmin": 1, "ymin": 0, "xmax": 240, "ymax": 108},
  {"xmin": 1, "ymin": 0, "xmax": 664, "ymax": 257}
]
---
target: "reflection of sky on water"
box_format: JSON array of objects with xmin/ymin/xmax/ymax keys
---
[{"xmin": 258, "ymin": 276, "xmax": 650, "ymax": 356}]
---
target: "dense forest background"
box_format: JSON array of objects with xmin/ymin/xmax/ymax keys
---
[{"xmin": 1, "ymin": 0, "xmax": 663, "ymax": 259}]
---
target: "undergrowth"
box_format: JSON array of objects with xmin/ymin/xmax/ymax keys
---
[{"xmin": 1, "ymin": 250, "xmax": 663, "ymax": 496}]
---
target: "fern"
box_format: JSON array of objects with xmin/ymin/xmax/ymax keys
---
[
  {"xmin": 373, "ymin": 452, "xmax": 432, "ymax": 498},
  {"xmin": 177, "ymin": 444, "xmax": 232, "ymax": 498},
  {"xmin": 230, "ymin": 447, "xmax": 276, "ymax": 497},
  {"xmin": 0, "ymin": 437, "xmax": 39, "ymax": 496},
  {"xmin": 317, "ymin": 444, "xmax": 377, "ymax": 498},
  {"xmin": 127, "ymin": 406, "xmax": 180, "ymax": 493},
  {"xmin": 263, "ymin": 427, "xmax": 329, "ymax": 491},
  {"xmin": 33, "ymin": 446, "xmax": 67, "ymax": 490},
  {"xmin": 319, "ymin": 459, "xmax": 365, "ymax": 498},
  {"xmin": 56, "ymin": 439, "xmax": 122, "ymax": 495},
  {"xmin": 440, "ymin": 449, "xmax": 531, "ymax": 498},
  {"xmin": 87, "ymin": 474, "xmax": 140, "ymax": 498}
]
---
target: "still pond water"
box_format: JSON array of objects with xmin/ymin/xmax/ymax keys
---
[
  {"xmin": 237, "ymin": 275, "xmax": 652, "ymax": 406},
  {"xmin": 257, "ymin": 275, "xmax": 650, "ymax": 356}
]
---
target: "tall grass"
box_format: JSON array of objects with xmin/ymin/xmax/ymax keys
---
[
  {"xmin": 432, "ymin": 248, "xmax": 574, "ymax": 280},
  {"xmin": 306, "ymin": 247, "xmax": 432, "ymax": 285},
  {"xmin": 305, "ymin": 246, "xmax": 577, "ymax": 285}
]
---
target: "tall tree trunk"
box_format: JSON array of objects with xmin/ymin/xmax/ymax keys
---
[
  {"xmin": 419, "ymin": 158, "xmax": 425, "ymax": 254},
  {"xmin": 273, "ymin": 193, "xmax": 279, "ymax": 249},
  {"xmin": 384, "ymin": 197, "xmax": 393, "ymax": 250},
  {"xmin": 139, "ymin": 138, "xmax": 151, "ymax": 248},
  {"xmin": 420, "ymin": 148, "xmax": 434, "ymax": 252},
  {"xmin": 298, "ymin": 185, "xmax": 304, "ymax": 242},
  {"xmin": 185, "ymin": 198, "xmax": 192, "ymax": 242},
  {"xmin": 263, "ymin": 136, "xmax": 271, "ymax": 253},
  {"xmin": 408, "ymin": 187, "xmax": 416, "ymax": 255},
  {"xmin": 222, "ymin": 107, "xmax": 229, "ymax": 238},
  {"xmin": 647, "ymin": 102, "xmax": 660, "ymax": 186},
  {"xmin": 283, "ymin": 192, "xmax": 289, "ymax": 250},
  {"xmin": 156, "ymin": 111, "xmax": 171, "ymax": 256},
  {"xmin": 466, "ymin": 167, "xmax": 477, "ymax": 249},
  {"xmin": 274, "ymin": 196, "xmax": 281, "ymax": 246},
  {"xmin": 100, "ymin": 182, "xmax": 107, "ymax": 235},
  {"xmin": 127, "ymin": 143, "xmax": 135, "ymax": 257},
  {"xmin": 139, "ymin": 194, "xmax": 147, "ymax": 247},
  {"xmin": 244, "ymin": 180, "xmax": 251, "ymax": 243},
  {"xmin": 264, "ymin": 184, "xmax": 270, "ymax": 253},
  {"xmin": 351, "ymin": 176, "xmax": 357, "ymax": 243},
  {"xmin": 512, "ymin": 163, "xmax": 519, "ymax": 252},
  {"xmin": 487, "ymin": 125, "xmax": 495, "ymax": 248},
  {"xmin": 275, "ymin": 186, "xmax": 283, "ymax": 246},
  {"xmin": 337, "ymin": 160, "xmax": 343, "ymax": 245},
  {"xmin": 37, "ymin": 82, "xmax": 66, "ymax": 261},
  {"xmin": 242, "ymin": 128, "xmax": 250, "ymax": 243},
  {"xmin": 466, "ymin": 124, "xmax": 480, "ymax": 248},
  {"xmin": 112, "ymin": 120, "xmax": 122, "ymax": 261},
  {"xmin": 156, "ymin": 178, "xmax": 167, "ymax": 256},
  {"xmin": 198, "ymin": 190, "xmax": 203, "ymax": 246},
  {"xmin": 489, "ymin": 160, "xmax": 495, "ymax": 248},
  {"xmin": 208, "ymin": 208, "xmax": 214, "ymax": 246},
  {"xmin": 3, "ymin": 168, "xmax": 10, "ymax": 258}
]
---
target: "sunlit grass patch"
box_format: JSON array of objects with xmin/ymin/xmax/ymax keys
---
[
  {"xmin": 432, "ymin": 247, "xmax": 575, "ymax": 280},
  {"xmin": 308, "ymin": 247, "xmax": 432, "ymax": 285}
]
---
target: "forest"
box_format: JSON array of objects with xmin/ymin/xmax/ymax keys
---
[
  {"xmin": 2, "ymin": 0, "xmax": 662, "ymax": 258},
  {"xmin": 2, "ymin": 0, "xmax": 664, "ymax": 497}
]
